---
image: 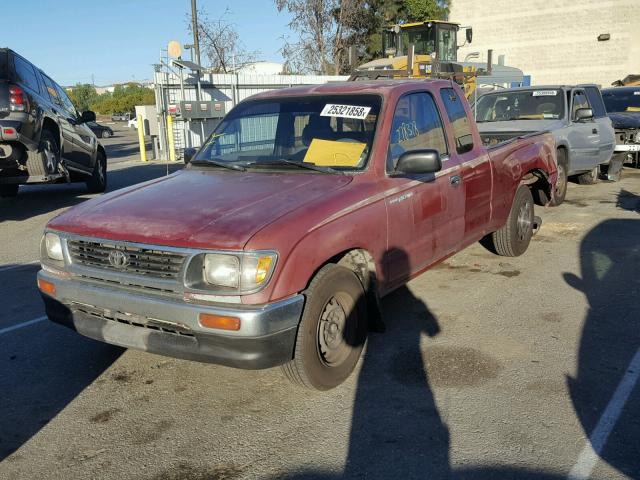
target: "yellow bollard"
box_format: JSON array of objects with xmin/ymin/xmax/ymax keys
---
[
  {"xmin": 137, "ymin": 115, "xmax": 147, "ymax": 162},
  {"xmin": 167, "ymin": 115, "xmax": 176, "ymax": 162}
]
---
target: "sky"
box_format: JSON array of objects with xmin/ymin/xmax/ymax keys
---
[{"xmin": 2, "ymin": 0, "xmax": 293, "ymax": 86}]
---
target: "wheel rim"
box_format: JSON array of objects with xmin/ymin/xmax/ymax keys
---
[
  {"xmin": 555, "ymin": 164, "xmax": 567, "ymax": 199},
  {"xmin": 43, "ymin": 139, "xmax": 59, "ymax": 173},
  {"xmin": 97, "ymin": 157, "xmax": 106, "ymax": 185},
  {"xmin": 317, "ymin": 293, "xmax": 353, "ymax": 367},
  {"xmin": 516, "ymin": 198, "xmax": 533, "ymax": 241}
]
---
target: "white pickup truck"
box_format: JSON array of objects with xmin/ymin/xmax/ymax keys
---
[{"xmin": 473, "ymin": 84, "xmax": 616, "ymax": 206}]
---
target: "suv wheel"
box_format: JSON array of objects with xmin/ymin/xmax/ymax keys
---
[
  {"xmin": 0, "ymin": 184, "xmax": 19, "ymax": 198},
  {"xmin": 86, "ymin": 151, "xmax": 107, "ymax": 193},
  {"xmin": 102, "ymin": 130, "xmax": 111, "ymax": 139},
  {"xmin": 40, "ymin": 129, "xmax": 60, "ymax": 175}
]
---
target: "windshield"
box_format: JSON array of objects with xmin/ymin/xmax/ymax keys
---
[
  {"xmin": 194, "ymin": 95, "xmax": 381, "ymax": 171},
  {"xmin": 474, "ymin": 89, "xmax": 565, "ymax": 122},
  {"xmin": 602, "ymin": 89, "xmax": 640, "ymax": 113},
  {"xmin": 401, "ymin": 26, "xmax": 436, "ymax": 56}
]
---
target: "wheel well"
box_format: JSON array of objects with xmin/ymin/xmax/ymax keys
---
[
  {"xmin": 521, "ymin": 168, "xmax": 552, "ymax": 206},
  {"xmin": 41, "ymin": 118, "xmax": 60, "ymax": 148}
]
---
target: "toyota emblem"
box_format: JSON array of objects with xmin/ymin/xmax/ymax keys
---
[{"xmin": 108, "ymin": 249, "xmax": 129, "ymax": 268}]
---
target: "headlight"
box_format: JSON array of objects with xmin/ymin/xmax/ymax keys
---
[
  {"xmin": 201, "ymin": 252, "xmax": 276, "ymax": 293},
  {"xmin": 44, "ymin": 233, "xmax": 64, "ymax": 261}
]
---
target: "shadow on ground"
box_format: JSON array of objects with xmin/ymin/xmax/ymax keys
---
[
  {"xmin": 0, "ymin": 265, "xmax": 124, "ymax": 461},
  {"xmin": 565, "ymin": 192, "xmax": 640, "ymax": 478}
]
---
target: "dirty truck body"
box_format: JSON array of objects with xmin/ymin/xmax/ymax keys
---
[{"xmin": 39, "ymin": 80, "xmax": 557, "ymax": 390}]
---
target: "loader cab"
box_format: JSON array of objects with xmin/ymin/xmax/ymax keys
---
[{"xmin": 382, "ymin": 21, "xmax": 466, "ymax": 62}]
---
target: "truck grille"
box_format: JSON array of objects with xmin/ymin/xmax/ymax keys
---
[{"xmin": 67, "ymin": 239, "xmax": 187, "ymax": 279}]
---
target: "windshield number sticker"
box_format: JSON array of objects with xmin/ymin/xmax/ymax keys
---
[
  {"xmin": 321, "ymin": 104, "xmax": 371, "ymax": 119},
  {"xmin": 532, "ymin": 90, "xmax": 558, "ymax": 96}
]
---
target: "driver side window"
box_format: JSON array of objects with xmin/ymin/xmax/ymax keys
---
[
  {"xmin": 571, "ymin": 91, "xmax": 590, "ymax": 120},
  {"xmin": 387, "ymin": 92, "xmax": 448, "ymax": 172}
]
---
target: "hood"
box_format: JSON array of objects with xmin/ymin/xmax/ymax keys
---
[
  {"xmin": 608, "ymin": 111, "xmax": 640, "ymax": 129},
  {"xmin": 476, "ymin": 119, "xmax": 564, "ymax": 134},
  {"xmin": 48, "ymin": 169, "xmax": 353, "ymax": 250}
]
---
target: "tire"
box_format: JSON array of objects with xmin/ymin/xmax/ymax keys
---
[
  {"xmin": 487, "ymin": 185, "xmax": 534, "ymax": 257},
  {"xmin": 576, "ymin": 166, "xmax": 598, "ymax": 185},
  {"xmin": 281, "ymin": 264, "xmax": 367, "ymax": 390},
  {"xmin": 86, "ymin": 151, "xmax": 107, "ymax": 193},
  {"xmin": 39, "ymin": 129, "xmax": 60, "ymax": 175},
  {"xmin": 548, "ymin": 149, "xmax": 568, "ymax": 206},
  {"xmin": 101, "ymin": 130, "xmax": 111, "ymax": 139},
  {"xmin": 0, "ymin": 184, "xmax": 19, "ymax": 198}
]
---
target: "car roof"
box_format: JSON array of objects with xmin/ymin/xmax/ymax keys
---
[{"xmin": 249, "ymin": 79, "xmax": 455, "ymax": 100}]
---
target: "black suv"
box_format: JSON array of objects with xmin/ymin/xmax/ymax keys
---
[{"xmin": 0, "ymin": 48, "xmax": 107, "ymax": 197}]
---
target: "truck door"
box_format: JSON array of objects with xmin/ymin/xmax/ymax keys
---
[
  {"xmin": 584, "ymin": 85, "xmax": 615, "ymax": 164},
  {"xmin": 439, "ymin": 87, "xmax": 491, "ymax": 244},
  {"xmin": 568, "ymin": 89, "xmax": 600, "ymax": 172},
  {"xmin": 383, "ymin": 91, "xmax": 464, "ymax": 287}
]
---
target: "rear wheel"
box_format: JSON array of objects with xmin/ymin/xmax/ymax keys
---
[
  {"xmin": 486, "ymin": 185, "xmax": 534, "ymax": 257},
  {"xmin": 576, "ymin": 166, "xmax": 598, "ymax": 185},
  {"xmin": 281, "ymin": 264, "xmax": 367, "ymax": 390},
  {"xmin": 101, "ymin": 130, "xmax": 111, "ymax": 139},
  {"xmin": 86, "ymin": 151, "xmax": 107, "ymax": 193},
  {"xmin": 0, "ymin": 184, "xmax": 19, "ymax": 198},
  {"xmin": 40, "ymin": 129, "xmax": 60, "ymax": 175}
]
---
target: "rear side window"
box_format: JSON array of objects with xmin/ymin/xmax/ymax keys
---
[
  {"xmin": 439, "ymin": 88, "xmax": 474, "ymax": 154},
  {"xmin": 12, "ymin": 55, "xmax": 40, "ymax": 93},
  {"xmin": 387, "ymin": 92, "xmax": 448, "ymax": 172},
  {"xmin": 41, "ymin": 74, "xmax": 61, "ymax": 105},
  {"xmin": 0, "ymin": 50, "xmax": 7, "ymax": 80},
  {"xmin": 583, "ymin": 86, "xmax": 607, "ymax": 118}
]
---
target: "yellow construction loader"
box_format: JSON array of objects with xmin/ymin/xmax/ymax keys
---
[{"xmin": 349, "ymin": 21, "xmax": 479, "ymax": 97}]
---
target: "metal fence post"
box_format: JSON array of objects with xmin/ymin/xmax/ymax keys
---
[
  {"xmin": 167, "ymin": 115, "xmax": 176, "ymax": 162},
  {"xmin": 137, "ymin": 115, "xmax": 147, "ymax": 162}
]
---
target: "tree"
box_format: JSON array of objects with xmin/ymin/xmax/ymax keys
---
[
  {"xmin": 188, "ymin": 9, "xmax": 259, "ymax": 73},
  {"xmin": 89, "ymin": 84, "xmax": 155, "ymax": 115},
  {"xmin": 275, "ymin": 0, "xmax": 368, "ymax": 75},
  {"xmin": 67, "ymin": 83, "xmax": 99, "ymax": 112},
  {"xmin": 405, "ymin": 0, "xmax": 449, "ymax": 21}
]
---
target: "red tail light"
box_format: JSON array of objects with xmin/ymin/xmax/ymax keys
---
[{"xmin": 9, "ymin": 85, "xmax": 28, "ymax": 112}]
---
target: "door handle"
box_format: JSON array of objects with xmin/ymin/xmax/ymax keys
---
[
  {"xmin": 592, "ymin": 128, "xmax": 598, "ymax": 134},
  {"xmin": 449, "ymin": 175, "xmax": 461, "ymax": 186}
]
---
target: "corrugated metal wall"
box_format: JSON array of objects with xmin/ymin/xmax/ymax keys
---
[{"xmin": 154, "ymin": 72, "xmax": 348, "ymax": 157}]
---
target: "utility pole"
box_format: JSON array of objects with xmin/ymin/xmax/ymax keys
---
[{"xmin": 191, "ymin": 0, "xmax": 201, "ymax": 66}]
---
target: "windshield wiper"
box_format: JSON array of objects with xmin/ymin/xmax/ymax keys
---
[
  {"xmin": 191, "ymin": 158, "xmax": 246, "ymax": 172},
  {"xmin": 247, "ymin": 159, "xmax": 344, "ymax": 175}
]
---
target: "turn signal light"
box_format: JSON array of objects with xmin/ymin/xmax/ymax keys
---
[
  {"xmin": 37, "ymin": 278, "xmax": 56, "ymax": 296},
  {"xmin": 199, "ymin": 313, "xmax": 241, "ymax": 331}
]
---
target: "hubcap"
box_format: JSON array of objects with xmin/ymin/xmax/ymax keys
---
[
  {"xmin": 317, "ymin": 294, "xmax": 352, "ymax": 367},
  {"xmin": 43, "ymin": 140, "xmax": 58, "ymax": 174},
  {"xmin": 516, "ymin": 199, "xmax": 532, "ymax": 241}
]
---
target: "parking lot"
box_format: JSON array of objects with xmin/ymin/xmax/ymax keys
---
[{"xmin": 1, "ymin": 126, "xmax": 639, "ymax": 479}]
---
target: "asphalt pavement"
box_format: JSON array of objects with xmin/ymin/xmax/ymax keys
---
[{"xmin": 0, "ymin": 134, "xmax": 639, "ymax": 480}]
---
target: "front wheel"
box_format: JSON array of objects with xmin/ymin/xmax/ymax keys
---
[
  {"xmin": 86, "ymin": 151, "xmax": 107, "ymax": 193},
  {"xmin": 281, "ymin": 264, "xmax": 367, "ymax": 390},
  {"xmin": 102, "ymin": 130, "xmax": 111, "ymax": 139},
  {"xmin": 485, "ymin": 185, "xmax": 534, "ymax": 257}
]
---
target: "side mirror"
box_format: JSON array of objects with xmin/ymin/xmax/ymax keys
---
[
  {"xmin": 394, "ymin": 149, "xmax": 442, "ymax": 175},
  {"xmin": 81, "ymin": 111, "xmax": 96, "ymax": 123},
  {"xmin": 466, "ymin": 27, "xmax": 473, "ymax": 44},
  {"xmin": 574, "ymin": 108, "xmax": 593, "ymax": 122},
  {"xmin": 183, "ymin": 147, "xmax": 197, "ymax": 164}
]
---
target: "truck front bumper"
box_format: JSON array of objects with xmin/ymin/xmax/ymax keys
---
[{"xmin": 38, "ymin": 270, "xmax": 304, "ymax": 370}]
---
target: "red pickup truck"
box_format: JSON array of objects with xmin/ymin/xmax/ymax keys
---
[{"xmin": 38, "ymin": 80, "xmax": 557, "ymax": 390}]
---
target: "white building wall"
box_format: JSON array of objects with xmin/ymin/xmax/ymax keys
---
[{"xmin": 450, "ymin": 0, "xmax": 640, "ymax": 86}]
